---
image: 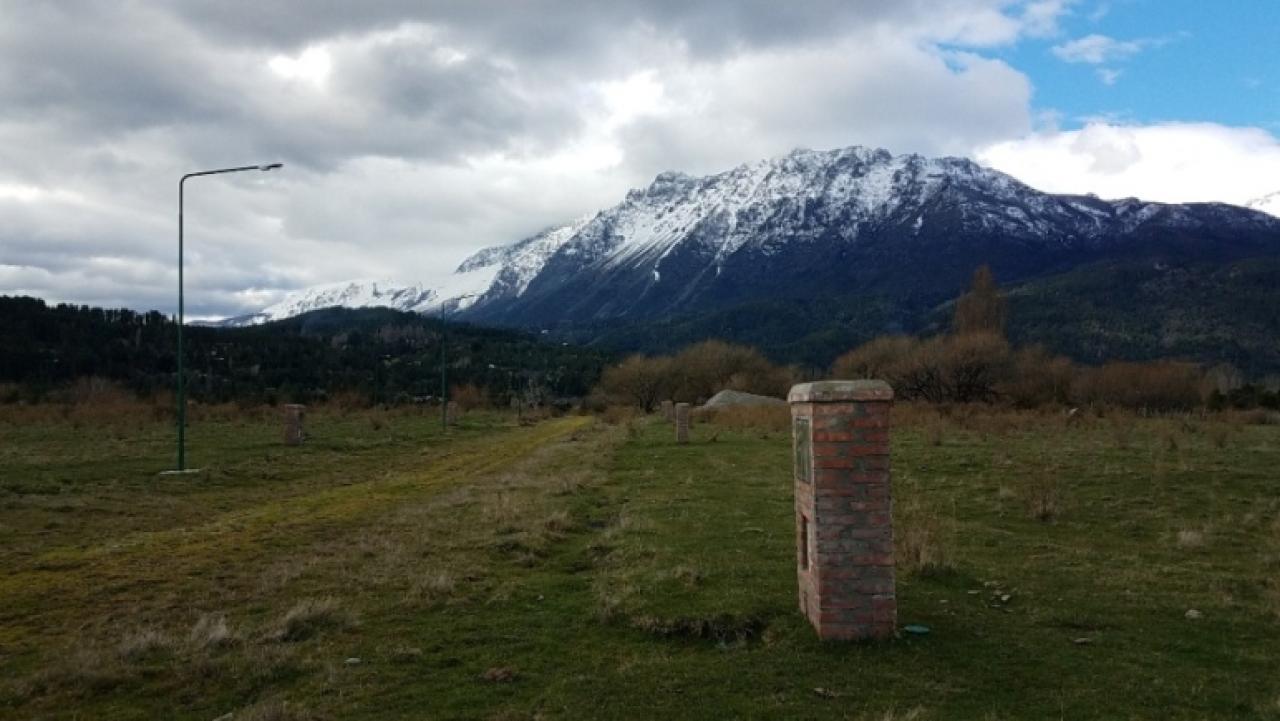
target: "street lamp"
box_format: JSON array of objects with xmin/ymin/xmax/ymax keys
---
[{"xmin": 171, "ymin": 163, "xmax": 282, "ymax": 472}]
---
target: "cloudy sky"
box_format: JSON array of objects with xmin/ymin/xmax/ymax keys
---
[{"xmin": 1, "ymin": 0, "xmax": 1277, "ymax": 317}]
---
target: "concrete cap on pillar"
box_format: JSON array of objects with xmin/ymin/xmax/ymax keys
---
[{"xmin": 788, "ymin": 380, "xmax": 893, "ymax": 403}]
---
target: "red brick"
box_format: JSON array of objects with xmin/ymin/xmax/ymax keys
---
[{"xmin": 791, "ymin": 381, "xmax": 896, "ymax": 642}]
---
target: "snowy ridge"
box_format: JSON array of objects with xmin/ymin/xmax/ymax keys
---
[
  {"xmin": 1248, "ymin": 191, "xmax": 1280, "ymax": 218},
  {"xmin": 454, "ymin": 214, "xmax": 594, "ymax": 299},
  {"xmin": 242, "ymin": 279, "xmax": 437, "ymax": 325}
]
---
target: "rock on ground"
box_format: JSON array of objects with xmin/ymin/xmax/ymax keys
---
[{"xmin": 700, "ymin": 389, "xmax": 787, "ymax": 410}]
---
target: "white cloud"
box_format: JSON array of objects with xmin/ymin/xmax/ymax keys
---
[
  {"xmin": 1097, "ymin": 67, "xmax": 1121, "ymax": 85},
  {"xmin": 977, "ymin": 122, "xmax": 1280, "ymax": 206},
  {"xmin": 268, "ymin": 46, "xmax": 333, "ymax": 86},
  {"xmin": 1051, "ymin": 33, "xmax": 1147, "ymax": 64}
]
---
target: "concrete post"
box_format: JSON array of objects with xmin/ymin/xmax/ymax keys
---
[
  {"xmin": 788, "ymin": 380, "xmax": 895, "ymax": 641},
  {"xmin": 675, "ymin": 402, "xmax": 690, "ymax": 443},
  {"xmin": 661, "ymin": 399, "xmax": 674, "ymax": 422},
  {"xmin": 283, "ymin": 404, "xmax": 306, "ymax": 446},
  {"xmin": 446, "ymin": 400, "xmax": 459, "ymax": 426}
]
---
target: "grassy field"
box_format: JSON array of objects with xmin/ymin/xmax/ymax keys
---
[{"xmin": 1, "ymin": 402, "xmax": 1278, "ymax": 719}]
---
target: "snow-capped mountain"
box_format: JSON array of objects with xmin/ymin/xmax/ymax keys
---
[
  {"xmin": 225, "ymin": 145, "xmax": 1280, "ymax": 329},
  {"xmin": 220, "ymin": 280, "xmax": 437, "ymax": 326},
  {"xmin": 459, "ymin": 146, "xmax": 1280, "ymax": 326},
  {"xmin": 1248, "ymin": 190, "xmax": 1280, "ymax": 218}
]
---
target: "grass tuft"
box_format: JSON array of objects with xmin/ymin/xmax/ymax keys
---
[
  {"xmin": 116, "ymin": 628, "xmax": 176, "ymax": 662},
  {"xmin": 1176, "ymin": 529, "xmax": 1207, "ymax": 549},
  {"xmin": 1023, "ymin": 470, "xmax": 1062, "ymax": 523},
  {"xmin": 237, "ymin": 698, "xmax": 326, "ymax": 721},
  {"xmin": 896, "ymin": 499, "xmax": 955, "ymax": 575},
  {"xmin": 188, "ymin": 613, "xmax": 235, "ymax": 650},
  {"xmin": 273, "ymin": 598, "xmax": 352, "ymax": 642},
  {"xmin": 408, "ymin": 572, "xmax": 457, "ymax": 605}
]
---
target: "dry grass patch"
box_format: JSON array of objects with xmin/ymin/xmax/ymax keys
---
[
  {"xmin": 16, "ymin": 648, "xmax": 134, "ymax": 700},
  {"xmin": 116, "ymin": 628, "xmax": 176, "ymax": 662},
  {"xmin": 699, "ymin": 404, "xmax": 790, "ymax": 433},
  {"xmin": 1110, "ymin": 416, "xmax": 1136, "ymax": 450},
  {"xmin": 237, "ymin": 698, "xmax": 326, "ymax": 721},
  {"xmin": 272, "ymin": 598, "xmax": 353, "ymax": 642},
  {"xmin": 542, "ymin": 509, "xmax": 574, "ymax": 535},
  {"xmin": 1022, "ymin": 469, "xmax": 1062, "ymax": 523},
  {"xmin": 189, "ymin": 613, "xmax": 236, "ymax": 650},
  {"xmin": 896, "ymin": 499, "xmax": 956, "ymax": 575},
  {"xmin": 407, "ymin": 571, "xmax": 457, "ymax": 605},
  {"xmin": 1175, "ymin": 529, "xmax": 1207, "ymax": 549}
]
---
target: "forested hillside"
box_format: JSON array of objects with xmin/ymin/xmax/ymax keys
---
[{"xmin": 0, "ymin": 297, "xmax": 609, "ymax": 405}]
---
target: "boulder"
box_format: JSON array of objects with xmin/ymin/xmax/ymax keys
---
[{"xmin": 700, "ymin": 389, "xmax": 786, "ymax": 410}]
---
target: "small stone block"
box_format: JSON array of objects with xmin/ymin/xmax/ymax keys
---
[
  {"xmin": 283, "ymin": 404, "xmax": 306, "ymax": 446},
  {"xmin": 675, "ymin": 402, "xmax": 690, "ymax": 443}
]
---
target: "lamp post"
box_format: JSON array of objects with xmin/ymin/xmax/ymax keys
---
[{"xmin": 173, "ymin": 163, "xmax": 282, "ymax": 472}]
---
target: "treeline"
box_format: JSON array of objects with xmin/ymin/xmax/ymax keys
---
[
  {"xmin": 0, "ymin": 297, "xmax": 610, "ymax": 406},
  {"xmin": 834, "ymin": 267, "xmax": 1278, "ymax": 411},
  {"xmin": 595, "ymin": 267, "xmax": 1280, "ymax": 412}
]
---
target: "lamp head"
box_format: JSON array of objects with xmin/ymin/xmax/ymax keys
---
[{"xmin": 258, "ymin": 163, "xmax": 283, "ymax": 171}]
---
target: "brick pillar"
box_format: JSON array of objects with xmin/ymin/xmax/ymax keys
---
[
  {"xmin": 675, "ymin": 402, "xmax": 690, "ymax": 443},
  {"xmin": 788, "ymin": 380, "xmax": 895, "ymax": 641},
  {"xmin": 661, "ymin": 399, "xmax": 674, "ymax": 422},
  {"xmin": 283, "ymin": 404, "xmax": 306, "ymax": 446}
]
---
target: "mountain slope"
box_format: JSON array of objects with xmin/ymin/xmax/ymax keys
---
[{"xmin": 458, "ymin": 146, "xmax": 1279, "ymax": 328}]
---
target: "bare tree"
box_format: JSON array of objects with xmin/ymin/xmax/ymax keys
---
[{"xmin": 953, "ymin": 265, "xmax": 1007, "ymax": 336}]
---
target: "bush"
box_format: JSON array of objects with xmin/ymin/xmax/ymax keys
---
[
  {"xmin": 671, "ymin": 340, "xmax": 789, "ymax": 402},
  {"xmin": 451, "ymin": 383, "xmax": 488, "ymax": 411},
  {"xmin": 1072, "ymin": 361, "xmax": 1202, "ymax": 412},
  {"xmin": 596, "ymin": 355, "xmax": 673, "ymax": 412},
  {"xmin": 831, "ymin": 333, "xmax": 1009, "ymax": 404},
  {"xmin": 832, "ymin": 336, "xmax": 918, "ymax": 381},
  {"xmin": 998, "ymin": 345, "xmax": 1075, "ymax": 408}
]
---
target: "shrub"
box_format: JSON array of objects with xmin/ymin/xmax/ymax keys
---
[
  {"xmin": 998, "ymin": 345, "xmax": 1075, "ymax": 408},
  {"xmin": 451, "ymin": 383, "xmax": 488, "ymax": 411},
  {"xmin": 1072, "ymin": 361, "xmax": 1202, "ymax": 412},
  {"xmin": 596, "ymin": 354, "xmax": 673, "ymax": 412},
  {"xmin": 832, "ymin": 336, "xmax": 919, "ymax": 381},
  {"xmin": 672, "ymin": 340, "xmax": 789, "ymax": 401}
]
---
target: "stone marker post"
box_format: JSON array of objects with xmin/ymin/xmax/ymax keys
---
[
  {"xmin": 675, "ymin": 402, "xmax": 690, "ymax": 443},
  {"xmin": 283, "ymin": 404, "xmax": 306, "ymax": 446},
  {"xmin": 788, "ymin": 380, "xmax": 895, "ymax": 641},
  {"xmin": 661, "ymin": 399, "xmax": 674, "ymax": 422},
  {"xmin": 446, "ymin": 400, "xmax": 459, "ymax": 426}
]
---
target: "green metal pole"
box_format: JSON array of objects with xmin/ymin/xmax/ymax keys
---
[
  {"xmin": 440, "ymin": 324, "xmax": 448, "ymax": 431},
  {"xmin": 173, "ymin": 163, "xmax": 281, "ymax": 472},
  {"xmin": 177, "ymin": 178, "xmax": 186, "ymax": 471}
]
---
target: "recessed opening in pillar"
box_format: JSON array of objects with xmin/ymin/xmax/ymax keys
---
[{"xmin": 799, "ymin": 514, "xmax": 810, "ymax": 569}]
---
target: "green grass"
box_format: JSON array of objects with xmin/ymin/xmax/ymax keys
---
[{"xmin": 1, "ymin": 404, "xmax": 1278, "ymax": 719}]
